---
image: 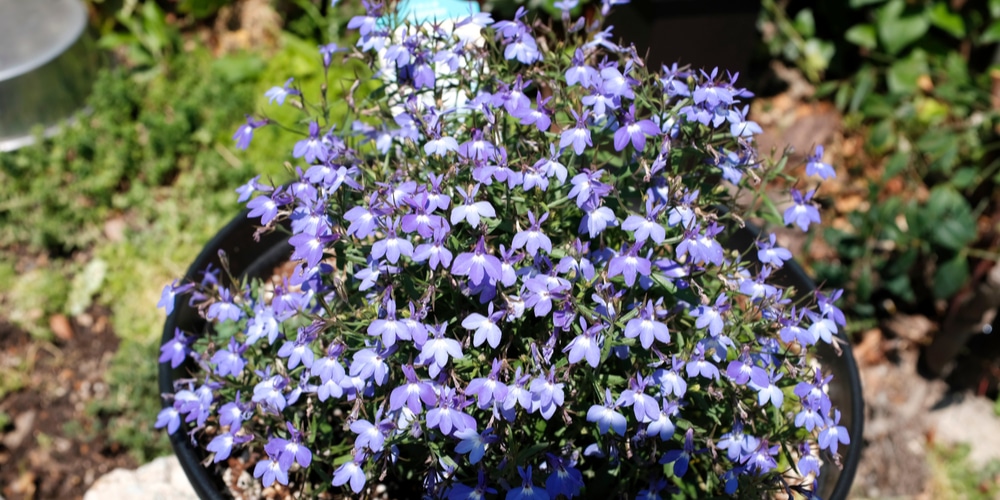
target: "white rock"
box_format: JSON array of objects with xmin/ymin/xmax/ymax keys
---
[{"xmin": 83, "ymin": 455, "xmax": 197, "ymax": 500}]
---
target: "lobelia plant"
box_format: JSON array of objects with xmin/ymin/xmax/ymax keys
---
[{"xmin": 156, "ymin": 0, "xmax": 854, "ymax": 498}]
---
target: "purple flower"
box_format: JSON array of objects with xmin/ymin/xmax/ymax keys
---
[
  {"xmin": 507, "ymin": 465, "xmax": 548, "ymax": 500},
  {"xmin": 455, "ymin": 427, "xmax": 497, "ymax": 464},
  {"xmin": 745, "ymin": 440, "xmax": 780, "ymax": 475},
  {"xmin": 159, "ymin": 328, "xmax": 191, "ymax": 369},
  {"xmin": 806, "ymin": 145, "xmax": 836, "ymax": 179},
  {"xmin": 465, "ymin": 359, "xmax": 509, "ymax": 409},
  {"xmin": 795, "ymin": 401, "xmax": 826, "ymax": 432},
  {"xmin": 512, "ymin": 211, "xmax": 552, "ymax": 256},
  {"xmin": 232, "ymin": 115, "xmax": 267, "ymax": 150},
  {"xmin": 564, "ymin": 317, "xmax": 603, "ymax": 368},
  {"xmin": 798, "ymin": 443, "xmax": 822, "ymax": 477},
  {"xmin": 206, "ymin": 288, "xmax": 242, "ymax": 323},
  {"xmin": 343, "ymin": 199, "xmax": 384, "ymax": 239},
  {"xmin": 278, "ymin": 329, "xmax": 317, "ymax": 370},
  {"xmin": 212, "ymin": 337, "xmax": 247, "ymax": 377},
  {"xmin": 622, "ymin": 199, "xmax": 667, "ymax": 244},
  {"xmin": 757, "ymin": 233, "xmax": 792, "ymax": 268},
  {"xmin": 264, "ymin": 77, "xmax": 298, "ymax": 105},
  {"xmin": 293, "ymin": 122, "xmax": 328, "ymax": 164},
  {"xmin": 451, "ymin": 186, "xmax": 496, "ymax": 227},
  {"xmin": 371, "ymin": 219, "xmax": 413, "ymax": 264},
  {"xmin": 458, "ymin": 130, "xmax": 497, "ymax": 161},
  {"xmin": 424, "ymin": 133, "xmax": 460, "ymax": 157},
  {"xmin": 783, "ymin": 189, "xmax": 821, "ymax": 231},
  {"xmin": 368, "ymin": 299, "xmax": 410, "ymax": 347},
  {"xmin": 624, "ymin": 300, "xmax": 670, "ymax": 349},
  {"xmin": 579, "ymin": 200, "xmax": 618, "ymax": 238},
  {"xmin": 608, "ymin": 242, "xmax": 652, "ymax": 288},
  {"xmin": 716, "ymin": 420, "xmax": 758, "ymax": 462},
  {"xmin": 565, "ymin": 48, "xmax": 598, "ymax": 88},
  {"xmin": 265, "ymin": 422, "xmax": 313, "ymax": 470},
  {"xmin": 154, "ymin": 406, "xmax": 180, "ymax": 434},
  {"xmin": 252, "ymin": 374, "xmax": 288, "ymax": 413},
  {"xmin": 416, "ymin": 323, "xmax": 463, "ymax": 378},
  {"xmin": 348, "ymin": 341, "xmax": 396, "ymax": 385},
  {"xmin": 544, "ymin": 453, "xmax": 584, "ymax": 499},
  {"xmin": 587, "ymin": 389, "xmax": 627, "ymax": 435},
  {"xmin": 819, "ymin": 409, "xmax": 850, "ymax": 454},
  {"xmin": 452, "ymin": 237, "xmax": 503, "ymax": 285},
  {"xmin": 652, "ymin": 359, "xmax": 687, "ymax": 399},
  {"xmin": 247, "ymin": 194, "xmax": 279, "ymax": 226},
  {"xmin": 389, "ymin": 364, "xmax": 436, "ymax": 414},
  {"xmin": 462, "ymin": 302, "xmax": 504, "ymax": 349},
  {"xmin": 613, "ymin": 105, "xmax": 660, "ymax": 152},
  {"xmin": 676, "ymin": 222, "xmax": 725, "ymax": 266},
  {"xmin": 659, "ymin": 428, "xmax": 702, "ymax": 477},
  {"xmin": 647, "ymin": 401, "xmax": 680, "ymax": 441},
  {"xmin": 351, "ymin": 417, "xmax": 388, "ymax": 452},
  {"xmin": 560, "ymin": 110, "xmax": 593, "ymax": 155},
  {"xmin": 529, "ymin": 368, "xmax": 565, "ymax": 420},
  {"xmin": 426, "ymin": 386, "xmax": 476, "ymax": 436},
  {"xmin": 332, "ymin": 454, "xmax": 367, "ymax": 493},
  {"xmin": 686, "ymin": 346, "xmax": 720, "ymax": 381},
  {"xmin": 749, "ymin": 367, "xmax": 784, "ymax": 409},
  {"xmin": 690, "ymin": 294, "xmax": 728, "ymax": 337},
  {"xmin": 617, "ymin": 375, "xmax": 660, "ymax": 423},
  {"xmin": 253, "ymin": 452, "xmax": 289, "ymax": 487}
]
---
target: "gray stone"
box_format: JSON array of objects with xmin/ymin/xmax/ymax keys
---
[{"xmin": 83, "ymin": 455, "xmax": 197, "ymax": 500}]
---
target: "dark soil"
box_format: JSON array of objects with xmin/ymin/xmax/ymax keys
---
[{"xmin": 0, "ymin": 307, "xmax": 136, "ymax": 500}]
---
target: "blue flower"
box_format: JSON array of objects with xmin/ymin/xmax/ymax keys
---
[
  {"xmin": 506, "ymin": 465, "xmax": 548, "ymax": 500},
  {"xmin": 264, "ymin": 77, "xmax": 299, "ymax": 105},
  {"xmin": 465, "ymin": 359, "xmax": 509, "ymax": 409},
  {"xmin": 613, "ymin": 105, "xmax": 660, "ymax": 152},
  {"xmin": 455, "ymin": 427, "xmax": 497, "ymax": 464},
  {"xmin": 749, "ymin": 366, "xmax": 784, "ymax": 409},
  {"xmin": 159, "ymin": 328, "xmax": 191, "ymax": 369},
  {"xmin": 624, "ymin": 300, "xmax": 670, "ymax": 350},
  {"xmin": 293, "ymin": 122, "xmax": 328, "ymax": 163},
  {"xmin": 462, "ymin": 302, "xmax": 504, "ymax": 349},
  {"xmin": 232, "ymin": 115, "xmax": 267, "ymax": 150},
  {"xmin": 206, "ymin": 288, "xmax": 243, "ymax": 323},
  {"xmin": 512, "ymin": 211, "xmax": 553, "ymax": 256},
  {"xmin": 544, "ymin": 453, "xmax": 584, "ymax": 498},
  {"xmin": 818, "ymin": 409, "xmax": 850, "ymax": 454},
  {"xmin": 564, "ymin": 317, "xmax": 603, "ymax": 368},
  {"xmin": 416, "ymin": 323, "xmax": 463, "ymax": 378},
  {"xmin": 389, "ymin": 364, "xmax": 436, "ymax": 414},
  {"xmin": 253, "ymin": 452, "xmax": 289, "ymax": 487},
  {"xmin": 452, "ymin": 237, "xmax": 503, "ymax": 285},
  {"xmin": 806, "ymin": 145, "xmax": 836, "ymax": 179},
  {"xmin": 757, "ymin": 233, "xmax": 792, "ymax": 268},
  {"xmin": 211, "ymin": 337, "xmax": 247, "ymax": 377},
  {"xmin": 154, "ymin": 406, "xmax": 180, "ymax": 434},
  {"xmin": 617, "ymin": 375, "xmax": 660, "ymax": 423},
  {"xmin": 608, "ymin": 242, "xmax": 652, "ymax": 289},
  {"xmin": 783, "ymin": 189, "xmax": 821, "ymax": 231},
  {"xmin": 559, "ymin": 110, "xmax": 593, "ymax": 155},
  {"xmin": 332, "ymin": 454, "xmax": 367, "ymax": 493}
]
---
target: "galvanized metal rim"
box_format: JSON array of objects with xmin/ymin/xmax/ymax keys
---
[{"xmin": 0, "ymin": 0, "xmax": 88, "ymax": 82}]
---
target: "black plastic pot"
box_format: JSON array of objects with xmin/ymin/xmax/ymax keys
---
[{"xmin": 160, "ymin": 211, "xmax": 862, "ymax": 499}]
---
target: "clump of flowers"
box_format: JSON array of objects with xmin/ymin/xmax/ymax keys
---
[{"xmin": 157, "ymin": 0, "xmax": 851, "ymax": 497}]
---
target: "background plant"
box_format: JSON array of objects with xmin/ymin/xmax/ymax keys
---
[{"xmin": 760, "ymin": 0, "xmax": 1000, "ymax": 321}]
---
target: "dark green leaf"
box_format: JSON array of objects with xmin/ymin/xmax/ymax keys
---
[
  {"xmin": 794, "ymin": 9, "xmax": 817, "ymax": 38},
  {"xmin": 925, "ymin": 186, "xmax": 977, "ymax": 250},
  {"xmin": 933, "ymin": 255, "xmax": 969, "ymax": 299},
  {"xmin": 883, "ymin": 151, "xmax": 911, "ymax": 178},
  {"xmin": 887, "ymin": 50, "xmax": 929, "ymax": 94},
  {"xmin": 877, "ymin": 0, "xmax": 930, "ymax": 55},
  {"xmin": 867, "ymin": 119, "xmax": 896, "ymax": 153},
  {"xmin": 928, "ymin": 2, "xmax": 966, "ymax": 37},
  {"xmin": 845, "ymin": 24, "xmax": 878, "ymax": 49},
  {"xmin": 850, "ymin": 0, "xmax": 889, "ymax": 7},
  {"xmin": 981, "ymin": 19, "xmax": 1000, "ymax": 43},
  {"xmin": 951, "ymin": 167, "xmax": 978, "ymax": 189},
  {"xmin": 849, "ymin": 68, "xmax": 876, "ymax": 113}
]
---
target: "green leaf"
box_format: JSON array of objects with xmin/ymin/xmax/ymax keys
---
[
  {"xmin": 877, "ymin": 0, "xmax": 930, "ymax": 55},
  {"xmin": 929, "ymin": 2, "xmax": 966, "ymax": 37},
  {"xmin": 845, "ymin": 24, "xmax": 878, "ymax": 49},
  {"xmin": 933, "ymin": 254, "xmax": 969, "ymax": 299},
  {"xmin": 849, "ymin": 67, "xmax": 876, "ymax": 113},
  {"xmin": 887, "ymin": 50, "xmax": 929, "ymax": 94},
  {"xmin": 982, "ymin": 19, "xmax": 1000, "ymax": 43},
  {"xmin": 991, "ymin": 0, "xmax": 1000, "ymax": 19},
  {"xmin": 867, "ymin": 119, "xmax": 896, "ymax": 153},
  {"xmin": 883, "ymin": 151, "xmax": 911, "ymax": 178},
  {"xmin": 951, "ymin": 167, "xmax": 979, "ymax": 189},
  {"xmin": 925, "ymin": 186, "xmax": 977, "ymax": 250},
  {"xmin": 794, "ymin": 9, "xmax": 817, "ymax": 38}
]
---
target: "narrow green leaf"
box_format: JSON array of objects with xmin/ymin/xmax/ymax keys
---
[{"xmin": 982, "ymin": 20, "xmax": 1000, "ymax": 43}]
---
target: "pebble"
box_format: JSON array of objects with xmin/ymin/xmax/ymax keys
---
[{"xmin": 83, "ymin": 456, "xmax": 197, "ymax": 500}]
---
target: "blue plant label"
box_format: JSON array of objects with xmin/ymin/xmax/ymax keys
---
[{"xmin": 384, "ymin": 0, "xmax": 480, "ymax": 25}]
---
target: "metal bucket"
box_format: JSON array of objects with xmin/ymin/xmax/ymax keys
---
[{"xmin": 0, "ymin": 0, "xmax": 100, "ymax": 152}]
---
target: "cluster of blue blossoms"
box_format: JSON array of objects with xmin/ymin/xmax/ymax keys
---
[{"xmin": 157, "ymin": 0, "xmax": 849, "ymax": 497}]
